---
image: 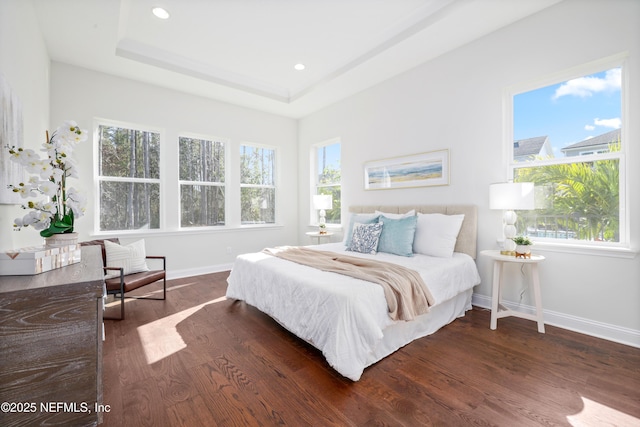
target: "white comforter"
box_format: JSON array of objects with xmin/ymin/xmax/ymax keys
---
[{"xmin": 225, "ymin": 242, "xmax": 480, "ymax": 380}]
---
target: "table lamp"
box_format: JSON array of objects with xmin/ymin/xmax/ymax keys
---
[
  {"xmin": 312, "ymin": 195, "xmax": 332, "ymax": 233},
  {"xmin": 489, "ymin": 182, "xmax": 534, "ymax": 255}
]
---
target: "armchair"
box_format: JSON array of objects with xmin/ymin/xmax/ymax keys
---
[{"xmin": 80, "ymin": 238, "xmax": 166, "ymax": 320}]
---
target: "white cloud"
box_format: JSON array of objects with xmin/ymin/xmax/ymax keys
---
[
  {"xmin": 584, "ymin": 124, "xmax": 595, "ymax": 131},
  {"xmin": 552, "ymin": 68, "xmax": 621, "ymax": 100},
  {"xmin": 594, "ymin": 117, "xmax": 621, "ymax": 129}
]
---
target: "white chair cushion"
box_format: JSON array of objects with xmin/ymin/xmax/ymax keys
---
[{"xmin": 104, "ymin": 239, "xmax": 150, "ymax": 279}]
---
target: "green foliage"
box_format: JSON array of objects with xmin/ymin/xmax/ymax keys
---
[
  {"xmin": 515, "ymin": 141, "xmax": 620, "ymax": 241},
  {"xmin": 240, "ymin": 145, "xmax": 276, "ymax": 224},
  {"xmin": 99, "ymin": 125, "xmax": 161, "ymax": 231},
  {"xmin": 317, "ymin": 153, "xmax": 341, "ymax": 224},
  {"xmin": 511, "ymin": 236, "xmax": 532, "ymax": 245},
  {"xmin": 179, "ymin": 137, "xmax": 225, "ymax": 227}
]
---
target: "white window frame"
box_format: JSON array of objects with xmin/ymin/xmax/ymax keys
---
[
  {"xmin": 94, "ymin": 118, "xmax": 164, "ymax": 235},
  {"xmin": 239, "ymin": 142, "xmax": 277, "ymax": 226},
  {"xmin": 310, "ymin": 138, "xmax": 341, "ymax": 227},
  {"xmin": 504, "ymin": 54, "xmax": 632, "ymax": 258},
  {"xmin": 178, "ymin": 133, "xmax": 228, "ymax": 229}
]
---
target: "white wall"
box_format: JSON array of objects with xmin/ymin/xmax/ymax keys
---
[
  {"xmin": 298, "ymin": 0, "xmax": 640, "ymax": 345},
  {"xmin": 0, "ymin": 0, "xmax": 50, "ymax": 251},
  {"xmin": 48, "ymin": 63, "xmax": 298, "ymax": 277}
]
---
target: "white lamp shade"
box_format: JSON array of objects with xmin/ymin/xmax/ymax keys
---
[
  {"xmin": 489, "ymin": 182, "xmax": 535, "ymax": 210},
  {"xmin": 313, "ymin": 195, "xmax": 333, "ymax": 210}
]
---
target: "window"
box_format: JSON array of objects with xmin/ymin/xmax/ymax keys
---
[
  {"xmin": 313, "ymin": 140, "xmax": 341, "ymax": 225},
  {"xmin": 97, "ymin": 123, "xmax": 161, "ymax": 231},
  {"xmin": 240, "ymin": 144, "xmax": 275, "ymax": 224},
  {"xmin": 510, "ymin": 62, "xmax": 625, "ymax": 244},
  {"xmin": 179, "ymin": 136, "xmax": 226, "ymax": 227}
]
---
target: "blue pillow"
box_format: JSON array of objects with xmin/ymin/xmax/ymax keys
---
[
  {"xmin": 377, "ymin": 215, "xmax": 417, "ymax": 257},
  {"xmin": 344, "ymin": 213, "xmax": 379, "ymax": 247},
  {"xmin": 347, "ymin": 222, "xmax": 383, "ymax": 255}
]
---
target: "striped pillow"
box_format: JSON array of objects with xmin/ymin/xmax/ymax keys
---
[{"xmin": 104, "ymin": 239, "xmax": 150, "ymax": 279}]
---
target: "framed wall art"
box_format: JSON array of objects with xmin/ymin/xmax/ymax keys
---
[
  {"xmin": 0, "ymin": 73, "xmax": 24, "ymax": 205},
  {"xmin": 364, "ymin": 149, "xmax": 449, "ymax": 190}
]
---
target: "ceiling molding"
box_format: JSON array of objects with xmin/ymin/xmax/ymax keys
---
[{"xmin": 116, "ymin": 38, "xmax": 291, "ymax": 102}]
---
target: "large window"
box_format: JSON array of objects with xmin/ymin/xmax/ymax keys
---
[
  {"xmin": 179, "ymin": 136, "xmax": 226, "ymax": 227},
  {"xmin": 240, "ymin": 144, "xmax": 275, "ymax": 224},
  {"xmin": 313, "ymin": 140, "xmax": 341, "ymax": 225},
  {"xmin": 510, "ymin": 62, "xmax": 625, "ymax": 244},
  {"xmin": 97, "ymin": 123, "xmax": 161, "ymax": 231}
]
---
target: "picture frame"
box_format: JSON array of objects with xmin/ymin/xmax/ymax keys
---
[
  {"xmin": 0, "ymin": 73, "xmax": 24, "ymax": 205},
  {"xmin": 364, "ymin": 149, "xmax": 449, "ymax": 190}
]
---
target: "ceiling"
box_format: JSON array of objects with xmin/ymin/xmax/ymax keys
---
[{"xmin": 32, "ymin": 0, "xmax": 561, "ymax": 118}]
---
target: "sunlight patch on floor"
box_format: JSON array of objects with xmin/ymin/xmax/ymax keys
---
[
  {"xmin": 137, "ymin": 295, "xmax": 227, "ymax": 364},
  {"xmin": 567, "ymin": 396, "xmax": 639, "ymax": 427}
]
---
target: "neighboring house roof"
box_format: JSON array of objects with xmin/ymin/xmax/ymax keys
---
[
  {"xmin": 514, "ymin": 136, "xmax": 552, "ymax": 160},
  {"xmin": 561, "ymin": 128, "xmax": 621, "ymax": 155}
]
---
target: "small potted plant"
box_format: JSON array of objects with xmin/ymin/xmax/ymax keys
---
[
  {"xmin": 318, "ymin": 223, "xmax": 327, "ymax": 235},
  {"xmin": 512, "ymin": 236, "xmax": 532, "ymax": 258}
]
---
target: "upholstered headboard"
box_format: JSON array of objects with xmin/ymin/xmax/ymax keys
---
[{"xmin": 348, "ymin": 205, "xmax": 478, "ymax": 259}]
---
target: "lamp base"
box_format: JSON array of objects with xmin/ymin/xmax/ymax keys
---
[{"xmin": 500, "ymin": 250, "xmax": 515, "ymax": 256}]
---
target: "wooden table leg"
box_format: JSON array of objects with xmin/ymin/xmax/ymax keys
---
[
  {"xmin": 490, "ymin": 260, "xmax": 502, "ymax": 330},
  {"xmin": 530, "ymin": 263, "xmax": 545, "ymax": 333}
]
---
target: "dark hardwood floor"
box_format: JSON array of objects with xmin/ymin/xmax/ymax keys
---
[{"xmin": 101, "ymin": 272, "xmax": 640, "ymax": 426}]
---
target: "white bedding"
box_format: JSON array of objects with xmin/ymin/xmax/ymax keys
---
[{"xmin": 225, "ymin": 242, "xmax": 481, "ymax": 381}]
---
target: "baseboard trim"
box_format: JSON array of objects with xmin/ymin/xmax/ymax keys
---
[
  {"xmin": 167, "ymin": 263, "xmax": 234, "ymax": 281},
  {"xmin": 472, "ymin": 293, "xmax": 640, "ymax": 349}
]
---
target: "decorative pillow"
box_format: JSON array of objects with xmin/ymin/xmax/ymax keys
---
[
  {"xmin": 344, "ymin": 213, "xmax": 379, "ymax": 247},
  {"xmin": 347, "ymin": 222, "xmax": 383, "ymax": 254},
  {"xmin": 413, "ymin": 213, "xmax": 465, "ymax": 258},
  {"xmin": 104, "ymin": 239, "xmax": 150, "ymax": 279},
  {"xmin": 375, "ymin": 209, "xmax": 415, "ymax": 219},
  {"xmin": 377, "ymin": 215, "xmax": 418, "ymax": 257}
]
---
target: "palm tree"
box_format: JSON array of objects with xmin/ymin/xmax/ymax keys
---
[{"xmin": 515, "ymin": 142, "xmax": 619, "ymax": 241}]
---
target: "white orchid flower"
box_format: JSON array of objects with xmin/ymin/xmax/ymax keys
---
[
  {"xmin": 16, "ymin": 186, "xmax": 35, "ymax": 198},
  {"xmin": 41, "ymin": 201, "xmax": 56, "ymax": 213},
  {"xmin": 55, "ymin": 120, "xmax": 88, "ymax": 145},
  {"xmin": 51, "ymin": 168, "xmax": 64, "ymax": 181},
  {"xmin": 5, "ymin": 120, "xmax": 85, "ymax": 234},
  {"xmin": 39, "ymin": 181, "xmax": 58, "ymax": 198},
  {"xmin": 33, "ymin": 160, "xmax": 52, "ymax": 177}
]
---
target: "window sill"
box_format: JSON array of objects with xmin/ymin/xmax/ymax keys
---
[
  {"xmin": 532, "ymin": 241, "xmax": 638, "ymax": 259},
  {"xmin": 91, "ymin": 224, "xmax": 284, "ymax": 239}
]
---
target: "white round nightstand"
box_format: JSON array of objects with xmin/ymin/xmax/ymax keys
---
[
  {"xmin": 481, "ymin": 249, "xmax": 546, "ymax": 333},
  {"xmin": 305, "ymin": 231, "xmax": 334, "ymax": 245}
]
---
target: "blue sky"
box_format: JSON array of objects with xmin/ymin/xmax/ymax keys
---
[{"xmin": 513, "ymin": 68, "xmax": 621, "ymax": 156}]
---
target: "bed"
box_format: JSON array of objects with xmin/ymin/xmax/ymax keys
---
[{"xmin": 225, "ymin": 205, "xmax": 481, "ymax": 381}]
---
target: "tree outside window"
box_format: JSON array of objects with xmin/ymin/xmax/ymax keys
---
[
  {"xmin": 179, "ymin": 136, "xmax": 225, "ymax": 227},
  {"xmin": 98, "ymin": 124, "xmax": 160, "ymax": 231},
  {"xmin": 240, "ymin": 144, "xmax": 275, "ymax": 224}
]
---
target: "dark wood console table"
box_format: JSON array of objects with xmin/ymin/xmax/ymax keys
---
[{"xmin": 0, "ymin": 245, "xmax": 104, "ymax": 426}]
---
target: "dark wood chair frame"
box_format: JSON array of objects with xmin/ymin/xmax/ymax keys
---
[{"xmin": 80, "ymin": 238, "xmax": 166, "ymax": 320}]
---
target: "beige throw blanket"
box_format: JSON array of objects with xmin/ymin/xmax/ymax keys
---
[{"xmin": 263, "ymin": 246, "xmax": 435, "ymax": 321}]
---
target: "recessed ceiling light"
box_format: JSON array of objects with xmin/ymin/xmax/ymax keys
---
[
  {"xmin": 152, "ymin": 7, "xmax": 170, "ymax": 20},
  {"xmin": 294, "ymin": 63, "xmax": 305, "ymax": 71}
]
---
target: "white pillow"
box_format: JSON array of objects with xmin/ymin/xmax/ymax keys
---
[
  {"xmin": 375, "ymin": 209, "xmax": 415, "ymax": 219},
  {"xmin": 413, "ymin": 213, "xmax": 465, "ymax": 257},
  {"xmin": 104, "ymin": 239, "xmax": 150, "ymax": 279}
]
